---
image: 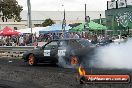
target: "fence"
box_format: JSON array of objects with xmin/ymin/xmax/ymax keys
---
[{"xmin": 0, "ymin": 46, "xmax": 36, "ymax": 58}]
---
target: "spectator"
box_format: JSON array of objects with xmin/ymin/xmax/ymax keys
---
[
  {"xmin": 73, "ymin": 32, "xmax": 80, "ymax": 39},
  {"xmin": 19, "ymin": 35, "xmax": 24, "ymax": 46}
]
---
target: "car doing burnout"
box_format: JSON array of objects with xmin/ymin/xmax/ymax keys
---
[{"xmin": 22, "ymin": 38, "xmax": 95, "ymax": 66}]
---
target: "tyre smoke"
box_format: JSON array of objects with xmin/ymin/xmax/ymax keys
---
[
  {"xmin": 91, "ymin": 38, "xmax": 132, "ymax": 69},
  {"xmin": 57, "ymin": 56, "xmax": 69, "ymax": 68}
]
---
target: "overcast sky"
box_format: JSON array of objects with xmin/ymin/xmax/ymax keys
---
[{"xmin": 17, "ymin": 0, "xmax": 109, "ymax": 11}]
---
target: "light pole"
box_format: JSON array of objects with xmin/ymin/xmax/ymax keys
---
[
  {"xmin": 0, "ymin": 11, "xmax": 2, "ymax": 29},
  {"xmin": 27, "ymin": 0, "xmax": 34, "ymax": 43},
  {"xmin": 84, "ymin": 4, "xmax": 87, "ymax": 31},
  {"xmin": 27, "ymin": 0, "xmax": 32, "ymax": 33},
  {"xmin": 99, "ymin": 14, "xmax": 102, "ymax": 24},
  {"xmin": 0, "ymin": 0, "xmax": 3, "ymax": 29},
  {"xmin": 84, "ymin": 4, "xmax": 90, "ymax": 38},
  {"xmin": 0, "ymin": 0, "xmax": 3, "ymax": 18},
  {"xmin": 62, "ymin": 4, "xmax": 66, "ymax": 39}
]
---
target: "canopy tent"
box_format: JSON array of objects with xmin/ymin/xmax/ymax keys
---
[
  {"xmin": 17, "ymin": 27, "xmax": 50, "ymax": 37},
  {"xmin": 40, "ymin": 24, "xmax": 71, "ymax": 32},
  {"xmin": 88, "ymin": 21, "xmax": 107, "ymax": 30},
  {"xmin": 0, "ymin": 26, "xmax": 19, "ymax": 36},
  {"xmin": 69, "ymin": 23, "xmax": 88, "ymax": 32},
  {"xmin": 69, "ymin": 21, "xmax": 107, "ymax": 32},
  {"xmin": 17, "ymin": 24, "xmax": 71, "ymax": 37}
]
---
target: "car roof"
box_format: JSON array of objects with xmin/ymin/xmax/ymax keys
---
[
  {"xmin": 52, "ymin": 38, "xmax": 83, "ymax": 41},
  {"xmin": 46, "ymin": 38, "xmax": 88, "ymax": 44}
]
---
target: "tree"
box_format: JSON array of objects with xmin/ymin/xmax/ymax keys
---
[
  {"xmin": 0, "ymin": 0, "xmax": 23, "ymax": 22},
  {"xmin": 42, "ymin": 18, "xmax": 55, "ymax": 27}
]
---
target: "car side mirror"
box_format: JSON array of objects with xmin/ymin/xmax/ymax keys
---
[{"xmin": 42, "ymin": 45, "xmax": 45, "ymax": 49}]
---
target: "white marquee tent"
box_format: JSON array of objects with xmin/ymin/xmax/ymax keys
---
[
  {"xmin": 17, "ymin": 27, "xmax": 49, "ymax": 37},
  {"xmin": 17, "ymin": 24, "xmax": 71, "ymax": 37}
]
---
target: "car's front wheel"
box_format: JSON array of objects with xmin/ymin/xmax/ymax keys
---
[{"xmin": 28, "ymin": 54, "xmax": 37, "ymax": 66}]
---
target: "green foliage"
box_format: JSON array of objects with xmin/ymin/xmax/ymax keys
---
[
  {"xmin": 42, "ymin": 18, "xmax": 55, "ymax": 27},
  {"xmin": 0, "ymin": 0, "xmax": 23, "ymax": 22}
]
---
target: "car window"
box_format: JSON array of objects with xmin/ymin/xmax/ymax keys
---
[
  {"xmin": 58, "ymin": 41, "xmax": 67, "ymax": 47},
  {"xmin": 44, "ymin": 41, "xmax": 58, "ymax": 49},
  {"xmin": 68, "ymin": 40, "xmax": 81, "ymax": 48},
  {"xmin": 57, "ymin": 41, "xmax": 68, "ymax": 50}
]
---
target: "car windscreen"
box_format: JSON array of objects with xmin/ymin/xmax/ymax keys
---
[{"xmin": 77, "ymin": 39, "xmax": 91, "ymax": 47}]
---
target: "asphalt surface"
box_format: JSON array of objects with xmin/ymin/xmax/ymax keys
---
[{"xmin": 0, "ymin": 57, "xmax": 131, "ymax": 88}]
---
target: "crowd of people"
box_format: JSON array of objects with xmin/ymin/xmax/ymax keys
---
[
  {"xmin": 0, "ymin": 34, "xmax": 35, "ymax": 46},
  {"xmin": 0, "ymin": 32, "xmax": 128, "ymax": 46}
]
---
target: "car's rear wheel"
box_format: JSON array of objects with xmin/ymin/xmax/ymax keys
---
[
  {"xmin": 70, "ymin": 55, "xmax": 79, "ymax": 66},
  {"xmin": 28, "ymin": 54, "xmax": 37, "ymax": 66}
]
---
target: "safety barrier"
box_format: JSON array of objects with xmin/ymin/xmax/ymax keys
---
[{"xmin": 0, "ymin": 46, "xmax": 36, "ymax": 58}]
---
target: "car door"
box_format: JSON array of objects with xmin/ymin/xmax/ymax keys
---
[
  {"xmin": 57, "ymin": 40, "xmax": 68, "ymax": 57},
  {"xmin": 68, "ymin": 39, "xmax": 82, "ymax": 54},
  {"xmin": 43, "ymin": 41, "xmax": 58, "ymax": 60}
]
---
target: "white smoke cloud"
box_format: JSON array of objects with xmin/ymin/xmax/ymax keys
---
[
  {"xmin": 58, "ymin": 56, "xmax": 79, "ymax": 68},
  {"xmin": 58, "ymin": 56, "xmax": 69, "ymax": 68},
  {"xmin": 92, "ymin": 38, "xmax": 132, "ymax": 69}
]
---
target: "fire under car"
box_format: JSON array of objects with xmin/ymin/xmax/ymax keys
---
[{"xmin": 22, "ymin": 38, "xmax": 95, "ymax": 66}]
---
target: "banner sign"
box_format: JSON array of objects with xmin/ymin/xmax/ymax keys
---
[
  {"xmin": 117, "ymin": 0, "xmax": 127, "ymax": 8},
  {"xmin": 107, "ymin": 1, "xmax": 117, "ymax": 9},
  {"xmin": 81, "ymin": 75, "xmax": 130, "ymax": 83},
  {"xmin": 126, "ymin": 0, "xmax": 132, "ymax": 6}
]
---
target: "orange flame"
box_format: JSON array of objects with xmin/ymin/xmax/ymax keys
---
[{"xmin": 78, "ymin": 65, "xmax": 86, "ymax": 76}]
